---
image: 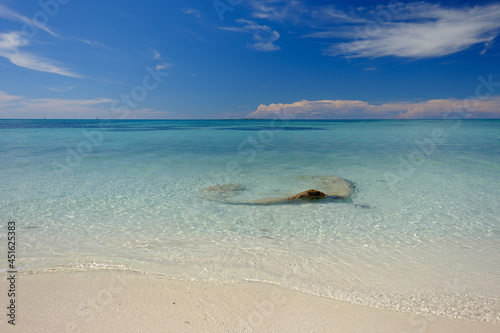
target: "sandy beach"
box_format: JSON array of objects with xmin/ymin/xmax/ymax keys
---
[{"xmin": 1, "ymin": 270, "xmax": 498, "ymax": 333}]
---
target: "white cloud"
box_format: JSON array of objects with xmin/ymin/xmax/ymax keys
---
[
  {"xmin": 0, "ymin": 31, "xmax": 81, "ymax": 77},
  {"xmin": 249, "ymin": 0, "xmax": 310, "ymax": 23},
  {"xmin": 183, "ymin": 7, "xmax": 201, "ymax": 19},
  {"xmin": 80, "ymin": 39, "xmax": 114, "ymax": 50},
  {"xmin": 0, "ymin": 3, "xmax": 59, "ymax": 37},
  {"xmin": 247, "ymin": 98, "xmax": 500, "ymax": 119},
  {"xmin": 148, "ymin": 48, "xmax": 160, "ymax": 60},
  {"xmin": 250, "ymin": 0, "xmax": 364, "ymax": 25},
  {"xmin": 147, "ymin": 48, "xmax": 172, "ymax": 71},
  {"xmin": 0, "ymin": 91, "xmax": 173, "ymax": 119},
  {"xmin": 155, "ymin": 62, "xmax": 172, "ymax": 71},
  {"xmin": 0, "ymin": 30, "xmax": 28, "ymax": 49},
  {"xmin": 0, "ymin": 91, "xmax": 113, "ymax": 118},
  {"xmin": 316, "ymin": 3, "xmax": 500, "ymax": 59},
  {"xmin": 249, "ymin": 0, "xmax": 368, "ymax": 27},
  {"xmin": 0, "ymin": 3, "xmax": 113, "ymax": 77},
  {"xmin": 19, "ymin": 97, "xmax": 115, "ymax": 117},
  {"xmin": 0, "ymin": 91, "xmax": 23, "ymax": 108},
  {"xmin": 309, "ymin": 5, "xmax": 365, "ymax": 24},
  {"xmin": 220, "ymin": 19, "xmax": 280, "ymax": 52},
  {"xmin": 47, "ymin": 85, "xmax": 76, "ymax": 92},
  {"xmin": 247, "ymin": 1, "xmax": 500, "ymax": 59}
]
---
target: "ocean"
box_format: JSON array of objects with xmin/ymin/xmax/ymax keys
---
[{"xmin": 1, "ymin": 119, "xmax": 499, "ymax": 322}]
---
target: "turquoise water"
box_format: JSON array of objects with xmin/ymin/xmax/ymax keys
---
[{"xmin": 1, "ymin": 119, "xmax": 499, "ymax": 322}]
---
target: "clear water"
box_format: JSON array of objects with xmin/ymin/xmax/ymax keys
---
[{"xmin": 1, "ymin": 119, "xmax": 499, "ymax": 322}]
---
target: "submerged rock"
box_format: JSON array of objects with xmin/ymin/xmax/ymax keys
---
[
  {"xmin": 313, "ymin": 176, "xmax": 354, "ymax": 198},
  {"xmin": 286, "ymin": 189, "xmax": 326, "ymax": 200},
  {"xmin": 200, "ymin": 176, "xmax": 354, "ymax": 205},
  {"xmin": 251, "ymin": 189, "xmax": 327, "ymax": 205}
]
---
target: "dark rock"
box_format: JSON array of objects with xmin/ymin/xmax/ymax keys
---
[
  {"xmin": 296, "ymin": 176, "xmax": 354, "ymax": 198},
  {"xmin": 287, "ymin": 189, "xmax": 327, "ymax": 200}
]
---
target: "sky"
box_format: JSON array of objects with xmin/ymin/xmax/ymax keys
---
[{"xmin": 0, "ymin": 0, "xmax": 499, "ymax": 119}]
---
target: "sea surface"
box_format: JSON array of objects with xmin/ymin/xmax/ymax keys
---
[{"xmin": 1, "ymin": 119, "xmax": 499, "ymax": 322}]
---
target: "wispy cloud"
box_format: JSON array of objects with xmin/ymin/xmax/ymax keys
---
[
  {"xmin": 0, "ymin": 91, "xmax": 112, "ymax": 118},
  {"xmin": 47, "ymin": 85, "xmax": 76, "ymax": 92},
  {"xmin": 79, "ymin": 39, "xmax": 115, "ymax": 50},
  {"xmin": 0, "ymin": 91, "xmax": 173, "ymax": 119},
  {"xmin": 0, "ymin": 3, "xmax": 59, "ymax": 37},
  {"xmin": 148, "ymin": 48, "xmax": 161, "ymax": 60},
  {"xmin": 249, "ymin": 0, "xmax": 364, "ymax": 26},
  {"xmin": 0, "ymin": 31, "xmax": 81, "ymax": 77},
  {"xmin": 247, "ymin": 98, "xmax": 500, "ymax": 119},
  {"xmin": 0, "ymin": 3, "xmax": 115, "ymax": 78},
  {"xmin": 309, "ymin": 5, "xmax": 366, "ymax": 24},
  {"xmin": 0, "ymin": 91, "xmax": 23, "ymax": 108},
  {"xmin": 249, "ymin": 0, "xmax": 307, "ymax": 23},
  {"xmin": 246, "ymin": 1, "xmax": 500, "ymax": 59},
  {"xmin": 312, "ymin": 2, "xmax": 500, "ymax": 59},
  {"xmin": 155, "ymin": 62, "xmax": 171, "ymax": 71},
  {"xmin": 220, "ymin": 19, "xmax": 280, "ymax": 52},
  {"xmin": 183, "ymin": 7, "xmax": 201, "ymax": 19},
  {"xmin": 147, "ymin": 48, "xmax": 172, "ymax": 71},
  {"xmin": 23, "ymin": 97, "xmax": 114, "ymax": 110}
]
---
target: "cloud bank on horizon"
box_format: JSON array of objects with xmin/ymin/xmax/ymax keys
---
[{"xmin": 247, "ymin": 98, "xmax": 500, "ymax": 119}]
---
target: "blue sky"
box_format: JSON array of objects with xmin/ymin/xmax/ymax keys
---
[{"xmin": 0, "ymin": 0, "xmax": 499, "ymax": 119}]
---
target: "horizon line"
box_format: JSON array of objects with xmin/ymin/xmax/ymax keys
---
[{"xmin": 1, "ymin": 118, "xmax": 500, "ymax": 121}]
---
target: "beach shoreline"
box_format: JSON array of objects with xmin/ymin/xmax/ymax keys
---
[{"xmin": 1, "ymin": 270, "xmax": 499, "ymax": 333}]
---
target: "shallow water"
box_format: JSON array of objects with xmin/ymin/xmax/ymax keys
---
[{"xmin": 1, "ymin": 119, "xmax": 499, "ymax": 322}]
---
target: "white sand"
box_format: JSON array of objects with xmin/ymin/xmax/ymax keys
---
[{"xmin": 1, "ymin": 270, "xmax": 499, "ymax": 333}]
